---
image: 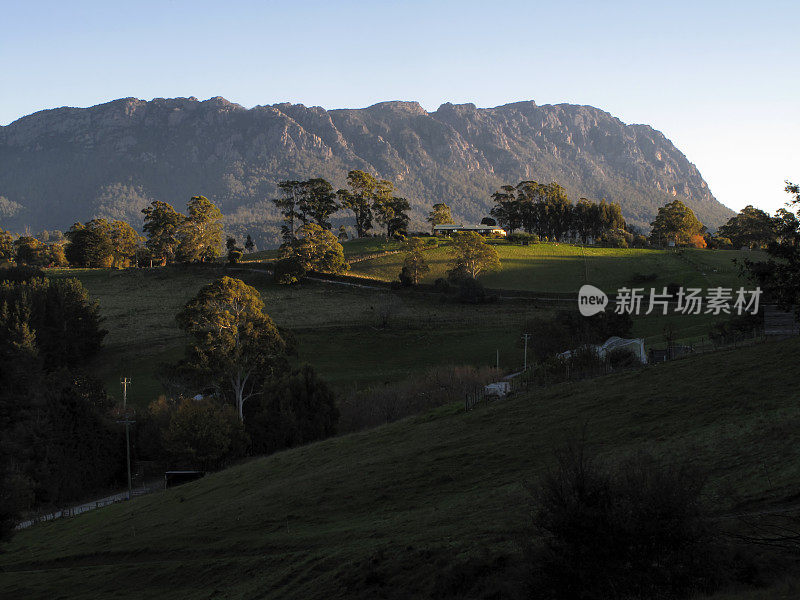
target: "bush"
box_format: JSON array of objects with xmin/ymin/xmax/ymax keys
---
[
  {"xmin": 338, "ymin": 365, "xmax": 497, "ymax": 433},
  {"xmin": 509, "ymin": 232, "xmax": 539, "ymax": 245},
  {"xmin": 244, "ymin": 365, "xmax": 338, "ymax": 455},
  {"xmin": 455, "ymin": 278, "xmax": 495, "ymax": 304},
  {"xmin": 606, "ymin": 346, "xmax": 641, "ymax": 369},
  {"xmin": 521, "ymin": 309, "xmax": 634, "ymax": 362},
  {"xmin": 273, "ymin": 255, "xmax": 305, "ymax": 284},
  {"xmin": 0, "ymin": 265, "xmax": 45, "ymax": 283},
  {"xmin": 690, "ymin": 234, "xmax": 708, "ymax": 249},
  {"xmin": 0, "ymin": 471, "xmax": 34, "ymax": 541},
  {"xmin": 154, "ymin": 396, "xmax": 249, "ymax": 470},
  {"xmin": 598, "ymin": 229, "xmax": 632, "ymax": 248},
  {"xmin": 525, "ymin": 443, "xmax": 723, "ymax": 599},
  {"xmin": 709, "ymin": 313, "xmax": 763, "ymax": 346}
]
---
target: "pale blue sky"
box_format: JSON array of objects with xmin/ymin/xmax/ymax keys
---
[{"xmin": 1, "ymin": 0, "xmax": 797, "ymax": 213}]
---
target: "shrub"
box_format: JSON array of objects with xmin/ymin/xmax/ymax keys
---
[
  {"xmin": 509, "ymin": 232, "xmax": 539, "ymax": 245},
  {"xmin": 690, "ymin": 234, "xmax": 708, "ymax": 248},
  {"xmin": 606, "ymin": 346, "xmax": 641, "ymax": 369},
  {"xmin": 244, "ymin": 365, "xmax": 338, "ymax": 455},
  {"xmin": 598, "ymin": 229, "xmax": 632, "ymax": 248},
  {"xmin": 525, "ymin": 443, "xmax": 723, "ymax": 599},
  {"xmin": 273, "ymin": 255, "xmax": 305, "ymax": 284},
  {"xmin": 338, "ymin": 365, "xmax": 497, "ymax": 433},
  {"xmin": 709, "ymin": 313, "xmax": 763, "ymax": 346},
  {"xmin": 455, "ymin": 277, "xmax": 492, "ymax": 304},
  {"xmin": 0, "ymin": 265, "xmax": 45, "ymax": 283},
  {"xmin": 157, "ymin": 396, "xmax": 249, "ymax": 470},
  {"xmin": 521, "ymin": 310, "xmax": 633, "ymax": 362}
]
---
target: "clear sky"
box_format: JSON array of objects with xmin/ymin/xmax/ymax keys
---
[{"xmin": 1, "ymin": 0, "xmax": 797, "ymax": 214}]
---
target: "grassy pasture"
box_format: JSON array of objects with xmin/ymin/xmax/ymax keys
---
[
  {"xmin": 1, "ymin": 337, "xmax": 798, "ymax": 599},
  {"xmin": 347, "ymin": 240, "xmax": 763, "ymax": 293},
  {"xmin": 46, "ymin": 259, "xmax": 745, "ymax": 405},
  {"xmin": 48, "ymin": 267, "xmax": 549, "ymax": 403}
]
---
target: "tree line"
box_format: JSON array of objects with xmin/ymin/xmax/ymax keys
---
[
  {"xmin": 488, "ymin": 181, "xmax": 627, "ymax": 243},
  {"xmin": 0, "ymin": 195, "xmax": 231, "ymax": 269},
  {"xmin": 649, "ymin": 195, "xmax": 800, "ymax": 251},
  {"xmin": 0, "ymin": 267, "xmax": 123, "ymax": 539},
  {"xmin": 272, "ymin": 170, "xmax": 411, "ymax": 242}
]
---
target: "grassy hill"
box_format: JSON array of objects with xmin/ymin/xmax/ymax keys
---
[
  {"xmin": 48, "ymin": 259, "xmax": 742, "ymax": 406},
  {"xmin": 347, "ymin": 239, "xmax": 762, "ymax": 293},
  {"xmin": 1, "ymin": 337, "xmax": 798, "ymax": 599},
  {"xmin": 44, "ymin": 238, "xmax": 764, "ymax": 407},
  {"xmin": 50, "ymin": 266, "xmax": 544, "ymax": 403}
]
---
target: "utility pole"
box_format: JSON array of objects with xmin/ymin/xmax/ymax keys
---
[
  {"xmin": 522, "ymin": 333, "xmax": 531, "ymax": 371},
  {"xmin": 120, "ymin": 377, "xmax": 133, "ymax": 500},
  {"xmin": 581, "ymin": 243, "xmax": 589, "ymax": 282}
]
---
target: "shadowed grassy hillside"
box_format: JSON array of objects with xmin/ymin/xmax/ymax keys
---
[{"xmin": 1, "ymin": 337, "xmax": 798, "ymax": 599}]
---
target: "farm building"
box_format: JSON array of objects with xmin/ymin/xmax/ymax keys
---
[{"xmin": 433, "ymin": 224, "xmax": 507, "ymax": 237}]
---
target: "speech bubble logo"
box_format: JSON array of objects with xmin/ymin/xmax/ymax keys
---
[{"xmin": 578, "ymin": 284, "xmax": 608, "ymax": 317}]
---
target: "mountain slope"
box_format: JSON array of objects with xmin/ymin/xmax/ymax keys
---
[
  {"xmin": 0, "ymin": 97, "xmax": 733, "ymax": 243},
  {"xmin": 1, "ymin": 337, "xmax": 797, "ymax": 599}
]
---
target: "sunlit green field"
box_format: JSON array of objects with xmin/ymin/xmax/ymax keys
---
[{"xmin": 347, "ymin": 240, "xmax": 763, "ymax": 293}]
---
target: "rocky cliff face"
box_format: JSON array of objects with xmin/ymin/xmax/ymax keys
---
[{"xmin": 0, "ymin": 96, "xmax": 731, "ymax": 244}]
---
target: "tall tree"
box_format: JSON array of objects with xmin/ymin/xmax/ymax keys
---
[
  {"xmin": 378, "ymin": 197, "xmax": 410, "ymax": 238},
  {"xmin": 283, "ymin": 223, "xmax": 347, "ymax": 275},
  {"xmin": 447, "ymin": 231, "xmax": 501, "ymax": 279},
  {"xmin": 244, "ymin": 234, "xmax": 255, "ymax": 253},
  {"xmin": 371, "ymin": 179, "xmax": 398, "ymax": 237},
  {"xmin": 142, "ymin": 201, "xmax": 184, "ymax": 265},
  {"xmin": 573, "ymin": 198, "xmax": 595, "ymax": 243},
  {"xmin": 0, "ymin": 229, "xmax": 13, "ymax": 263},
  {"xmin": 428, "ymin": 203, "xmax": 454, "ymax": 232},
  {"xmin": 67, "ymin": 219, "xmax": 142, "ymax": 268},
  {"xmin": 65, "ymin": 220, "xmax": 114, "ymax": 267},
  {"xmin": 107, "ymin": 220, "xmax": 143, "ymax": 267},
  {"xmin": 490, "ymin": 185, "xmax": 522, "ymax": 233},
  {"xmin": 175, "ymin": 277, "xmax": 289, "ymax": 420},
  {"xmin": 719, "ymin": 205, "xmax": 776, "ymax": 249},
  {"xmin": 0, "ymin": 275, "xmax": 106, "ymax": 371},
  {"xmin": 337, "ymin": 170, "xmax": 383, "ymax": 238},
  {"xmin": 649, "ymin": 199, "xmax": 705, "ymax": 246},
  {"xmin": 177, "ymin": 195, "xmax": 223, "ymax": 262},
  {"xmin": 743, "ymin": 182, "xmax": 800, "ymax": 319},
  {"xmin": 298, "ymin": 178, "xmax": 338, "ymax": 230},
  {"xmin": 399, "ymin": 237, "xmax": 430, "ymax": 285},
  {"xmin": 273, "ymin": 180, "xmax": 304, "ymax": 243},
  {"xmin": 13, "ymin": 236, "xmax": 48, "ymax": 266}
]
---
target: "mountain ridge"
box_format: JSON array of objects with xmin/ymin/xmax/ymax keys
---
[{"xmin": 0, "ymin": 96, "xmax": 733, "ymax": 245}]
